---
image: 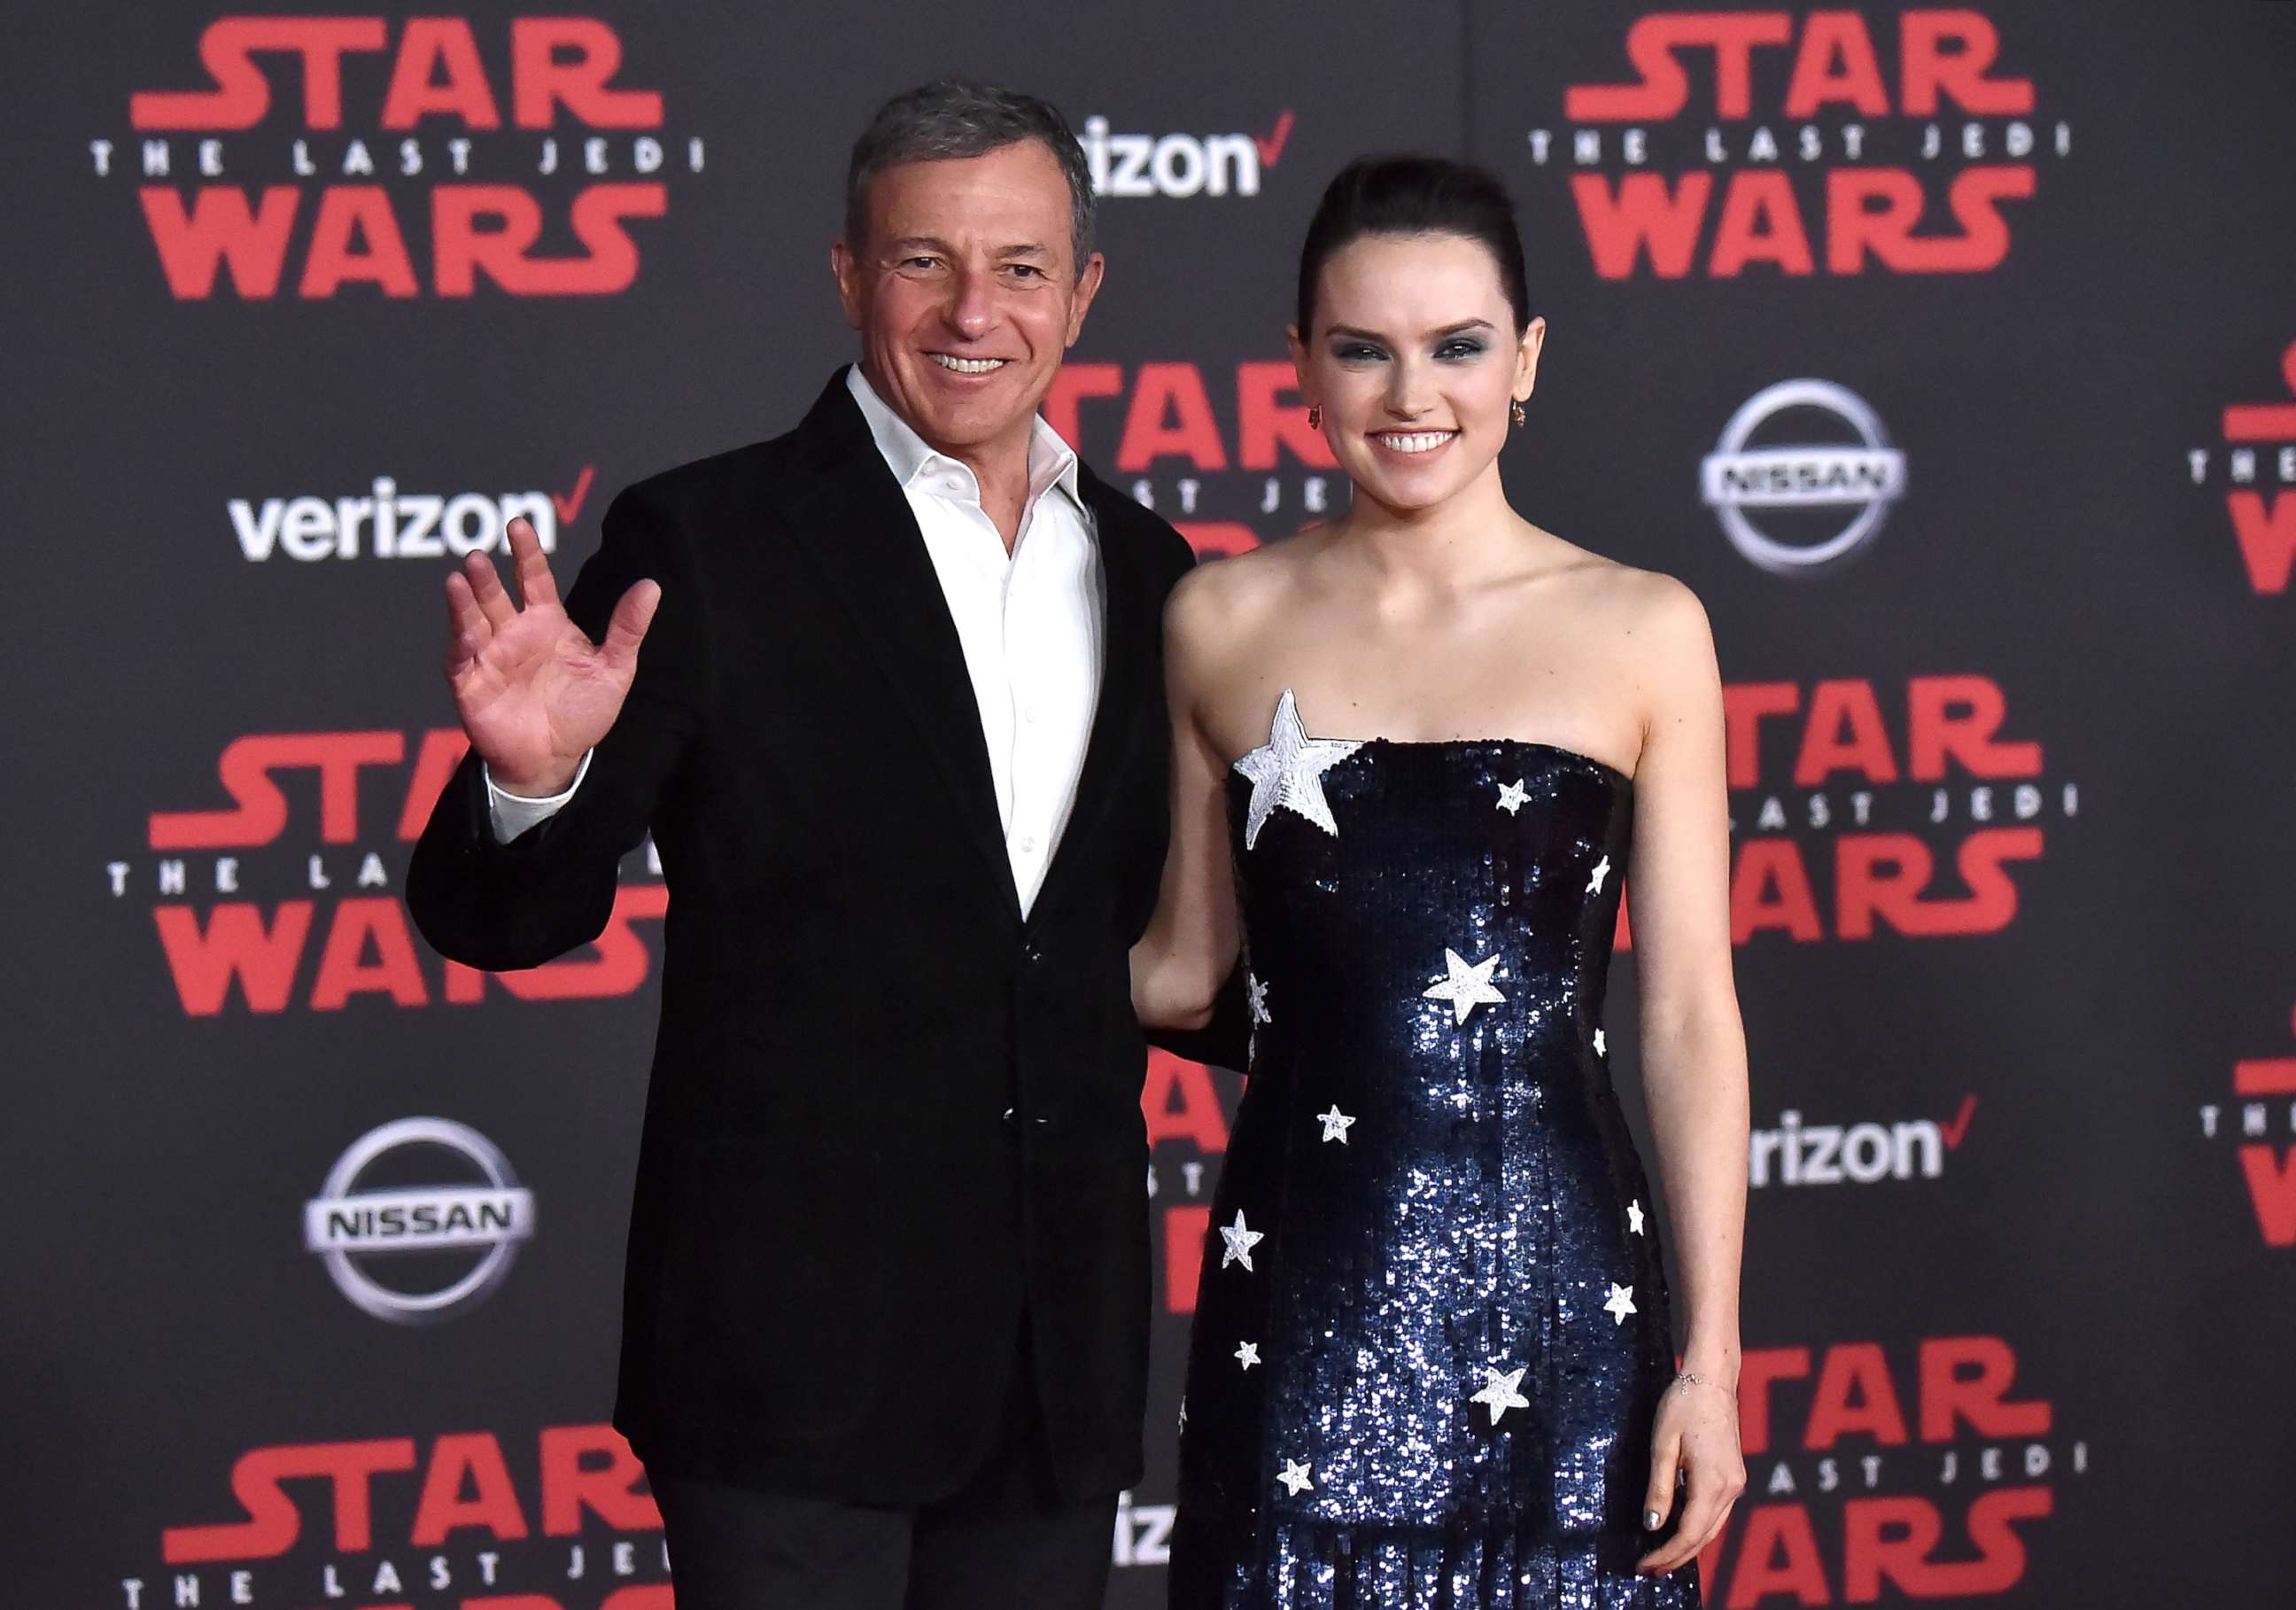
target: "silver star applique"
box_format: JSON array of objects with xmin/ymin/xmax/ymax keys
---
[
  {"xmin": 1234, "ymin": 1340, "xmax": 1261, "ymax": 1370},
  {"xmin": 1316, "ymin": 1105, "xmax": 1357, "ymax": 1144},
  {"xmin": 1277, "ymin": 1458, "xmax": 1315, "ymax": 1496},
  {"xmin": 1586, "ymin": 853, "xmax": 1612, "ymax": 896},
  {"xmin": 1423, "ymin": 948, "xmax": 1506, "ymax": 1026},
  {"xmin": 1470, "ymin": 1364, "xmax": 1532, "ymax": 1425},
  {"xmin": 1603, "ymin": 1282, "xmax": 1637, "ymax": 1326},
  {"xmin": 1496, "ymin": 779, "xmax": 1530, "ymax": 815},
  {"xmin": 1220, "ymin": 1209, "xmax": 1264, "ymax": 1272},
  {"xmin": 1247, "ymin": 972, "xmax": 1273, "ymax": 1026},
  {"xmin": 1233, "ymin": 688, "xmax": 1363, "ymax": 851},
  {"xmin": 1626, "ymin": 1199, "xmax": 1646, "ymax": 1236}
]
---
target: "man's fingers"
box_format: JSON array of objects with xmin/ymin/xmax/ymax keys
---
[
  {"xmin": 444, "ymin": 572, "xmax": 493, "ymax": 658},
  {"xmin": 599, "ymin": 579, "xmax": 661, "ymax": 671},
  {"xmin": 506, "ymin": 517, "xmax": 560, "ymax": 611},
  {"xmin": 462, "ymin": 549, "xmax": 517, "ymax": 631}
]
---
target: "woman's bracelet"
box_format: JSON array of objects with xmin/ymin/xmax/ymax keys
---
[{"xmin": 1672, "ymin": 1369, "xmax": 1734, "ymax": 1396}]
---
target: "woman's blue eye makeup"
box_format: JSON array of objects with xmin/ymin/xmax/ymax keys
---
[{"xmin": 1437, "ymin": 338, "xmax": 1487, "ymax": 360}]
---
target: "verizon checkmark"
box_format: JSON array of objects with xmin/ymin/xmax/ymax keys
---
[
  {"xmin": 1254, "ymin": 111, "xmax": 1296, "ymax": 168},
  {"xmin": 1938, "ymin": 1094, "xmax": 1979, "ymax": 1150},
  {"xmin": 553, "ymin": 464, "xmax": 595, "ymax": 525}
]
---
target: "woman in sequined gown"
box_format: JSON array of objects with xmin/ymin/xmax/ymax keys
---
[{"xmin": 1132, "ymin": 158, "xmax": 1750, "ymax": 1609}]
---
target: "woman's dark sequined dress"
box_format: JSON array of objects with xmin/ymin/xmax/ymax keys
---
[{"xmin": 1170, "ymin": 690, "xmax": 1699, "ymax": 1609}]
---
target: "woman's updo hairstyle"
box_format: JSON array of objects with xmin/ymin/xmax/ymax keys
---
[{"xmin": 1295, "ymin": 154, "xmax": 1533, "ymax": 339}]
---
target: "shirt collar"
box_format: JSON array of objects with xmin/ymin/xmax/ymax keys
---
[{"xmin": 845, "ymin": 364, "xmax": 1084, "ymax": 517}]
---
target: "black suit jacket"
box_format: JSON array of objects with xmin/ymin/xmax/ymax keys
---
[{"xmin": 408, "ymin": 369, "xmax": 1229, "ymax": 1504}]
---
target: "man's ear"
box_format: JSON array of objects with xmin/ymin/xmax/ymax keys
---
[
  {"xmin": 1065, "ymin": 252, "xmax": 1108, "ymax": 346},
  {"xmin": 832, "ymin": 237, "xmax": 864, "ymax": 331}
]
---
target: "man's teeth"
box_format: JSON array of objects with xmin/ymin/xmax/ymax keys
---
[
  {"xmin": 1374, "ymin": 431, "xmax": 1456, "ymax": 454},
  {"xmin": 932, "ymin": 354, "xmax": 1007, "ymax": 374}
]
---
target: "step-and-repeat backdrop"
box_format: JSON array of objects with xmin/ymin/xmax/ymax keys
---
[{"xmin": 6, "ymin": 3, "xmax": 2292, "ymax": 1606}]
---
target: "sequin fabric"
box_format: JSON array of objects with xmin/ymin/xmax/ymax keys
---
[{"xmin": 1170, "ymin": 710, "xmax": 1698, "ymax": 1609}]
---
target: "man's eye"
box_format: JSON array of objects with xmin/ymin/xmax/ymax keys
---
[
  {"xmin": 901, "ymin": 257, "xmax": 939, "ymax": 271},
  {"xmin": 1006, "ymin": 264, "xmax": 1045, "ymax": 279}
]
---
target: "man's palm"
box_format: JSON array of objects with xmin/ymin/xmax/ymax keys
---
[{"xmin": 444, "ymin": 516, "xmax": 659, "ymax": 795}]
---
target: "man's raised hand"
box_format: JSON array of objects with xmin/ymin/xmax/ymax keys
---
[{"xmin": 442, "ymin": 516, "xmax": 660, "ymax": 797}]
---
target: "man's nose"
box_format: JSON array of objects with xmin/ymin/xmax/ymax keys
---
[{"xmin": 942, "ymin": 265, "xmax": 996, "ymax": 340}]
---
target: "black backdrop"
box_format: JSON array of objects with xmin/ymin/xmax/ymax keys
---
[{"xmin": 6, "ymin": 3, "xmax": 2294, "ymax": 1606}]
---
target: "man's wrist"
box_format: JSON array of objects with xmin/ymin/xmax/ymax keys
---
[{"xmin": 489, "ymin": 758, "xmax": 582, "ymax": 798}]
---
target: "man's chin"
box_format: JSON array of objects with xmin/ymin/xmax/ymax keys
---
[{"xmin": 903, "ymin": 380, "xmax": 1043, "ymax": 448}]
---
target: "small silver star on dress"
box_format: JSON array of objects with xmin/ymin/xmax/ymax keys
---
[
  {"xmin": 1586, "ymin": 853, "xmax": 1612, "ymax": 895},
  {"xmin": 1470, "ymin": 1364, "xmax": 1532, "ymax": 1425},
  {"xmin": 1233, "ymin": 688, "xmax": 1364, "ymax": 851},
  {"xmin": 1603, "ymin": 1282, "xmax": 1638, "ymax": 1325},
  {"xmin": 1627, "ymin": 1199, "xmax": 1647, "ymax": 1236},
  {"xmin": 1317, "ymin": 1105, "xmax": 1357, "ymax": 1144},
  {"xmin": 1594, "ymin": 1029, "xmax": 1607, "ymax": 1056},
  {"xmin": 1423, "ymin": 948, "xmax": 1506, "ymax": 1025},
  {"xmin": 1495, "ymin": 779, "xmax": 1530, "ymax": 815},
  {"xmin": 1247, "ymin": 972, "xmax": 1272, "ymax": 1025},
  {"xmin": 1234, "ymin": 1341, "xmax": 1261, "ymax": 1370},
  {"xmin": 1277, "ymin": 1458, "xmax": 1315, "ymax": 1496},
  {"xmin": 1220, "ymin": 1210, "xmax": 1264, "ymax": 1272}
]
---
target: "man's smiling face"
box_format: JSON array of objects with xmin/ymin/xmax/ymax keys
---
[{"xmin": 834, "ymin": 138, "xmax": 1105, "ymax": 460}]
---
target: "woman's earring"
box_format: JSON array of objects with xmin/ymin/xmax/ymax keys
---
[
  {"xmin": 1307, "ymin": 403, "xmax": 1323, "ymax": 430},
  {"xmin": 1512, "ymin": 401, "xmax": 1527, "ymax": 428}
]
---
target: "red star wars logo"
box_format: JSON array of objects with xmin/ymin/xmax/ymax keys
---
[
  {"xmin": 111, "ymin": 730, "xmax": 664, "ymax": 1015},
  {"xmin": 2199, "ymin": 1000, "xmax": 2296, "ymax": 1247},
  {"xmin": 127, "ymin": 1425, "xmax": 667, "ymax": 1609},
  {"xmin": 95, "ymin": 17, "xmax": 702, "ymax": 299},
  {"xmin": 2184, "ymin": 338, "xmax": 2296, "ymax": 596},
  {"xmin": 1047, "ymin": 360, "xmax": 1332, "ymax": 558},
  {"xmin": 1625, "ymin": 675, "xmax": 2073, "ymax": 946},
  {"xmin": 1695, "ymin": 1336, "xmax": 2087, "ymax": 1604},
  {"xmin": 1533, "ymin": 8, "xmax": 2068, "ymax": 280}
]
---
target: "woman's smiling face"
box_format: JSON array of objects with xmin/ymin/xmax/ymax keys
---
[{"xmin": 1293, "ymin": 231, "xmax": 1543, "ymax": 516}]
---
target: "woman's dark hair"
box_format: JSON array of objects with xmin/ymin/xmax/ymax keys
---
[{"xmin": 1295, "ymin": 155, "xmax": 1533, "ymax": 338}]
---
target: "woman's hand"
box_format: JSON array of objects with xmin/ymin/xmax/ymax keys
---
[{"xmin": 1635, "ymin": 1373, "xmax": 1746, "ymax": 1576}]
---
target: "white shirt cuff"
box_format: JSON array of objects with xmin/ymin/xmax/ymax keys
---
[{"xmin": 484, "ymin": 751, "xmax": 593, "ymax": 843}]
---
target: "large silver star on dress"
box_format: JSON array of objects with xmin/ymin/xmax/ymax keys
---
[
  {"xmin": 1496, "ymin": 779, "xmax": 1530, "ymax": 815},
  {"xmin": 1423, "ymin": 948, "xmax": 1506, "ymax": 1025},
  {"xmin": 1235, "ymin": 1341, "xmax": 1261, "ymax": 1370},
  {"xmin": 1316, "ymin": 1105, "xmax": 1357, "ymax": 1144},
  {"xmin": 1626, "ymin": 1199, "xmax": 1647, "ymax": 1235},
  {"xmin": 1233, "ymin": 688, "xmax": 1363, "ymax": 851},
  {"xmin": 1219, "ymin": 1210, "xmax": 1264, "ymax": 1272},
  {"xmin": 1586, "ymin": 853, "xmax": 1612, "ymax": 895},
  {"xmin": 1603, "ymin": 1282, "xmax": 1637, "ymax": 1325},
  {"xmin": 1247, "ymin": 972, "xmax": 1272, "ymax": 1025},
  {"xmin": 1277, "ymin": 1458, "xmax": 1315, "ymax": 1496},
  {"xmin": 1471, "ymin": 1364, "xmax": 1532, "ymax": 1425}
]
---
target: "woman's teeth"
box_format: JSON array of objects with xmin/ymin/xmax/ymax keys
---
[
  {"xmin": 932, "ymin": 354, "xmax": 1007, "ymax": 374},
  {"xmin": 1373, "ymin": 431, "xmax": 1457, "ymax": 454}
]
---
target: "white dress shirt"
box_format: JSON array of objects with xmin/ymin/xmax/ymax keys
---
[{"xmin": 486, "ymin": 365, "xmax": 1105, "ymax": 916}]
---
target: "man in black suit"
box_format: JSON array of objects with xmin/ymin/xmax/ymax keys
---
[{"xmin": 408, "ymin": 82, "xmax": 1229, "ymax": 1610}]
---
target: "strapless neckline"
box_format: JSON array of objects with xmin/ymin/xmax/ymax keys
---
[{"xmin": 1253, "ymin": 687, "xmax": 1635, "ymax": 789}]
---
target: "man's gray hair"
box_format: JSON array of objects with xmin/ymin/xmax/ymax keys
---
[{"xmin": 844, "ymin": 81, "xmax": 1098, "ymax": 274}]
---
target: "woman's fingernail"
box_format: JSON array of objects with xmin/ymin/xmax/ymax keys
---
[{"xmin": 1644, "ymin": 1508, "xmax": 1661, "ymax": 1530}]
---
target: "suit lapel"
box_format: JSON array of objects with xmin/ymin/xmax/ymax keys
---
[
  {"xmin": 1028, "ymin": 469, "xmax": 1159, "ymax": 928},
  {"xmin": 778, "ymin": 372, "xmax": 1019, "ymax": 918}
]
